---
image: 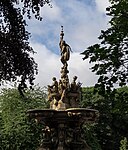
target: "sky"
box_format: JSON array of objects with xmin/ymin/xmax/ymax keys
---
[{"xmin": 26, "ymin": 0, "xmax": 110, "ymax": 87}]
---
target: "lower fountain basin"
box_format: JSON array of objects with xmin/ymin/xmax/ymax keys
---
[
  {"xmin": 28, "ymin": 108, "xmax": 99, "ymax": 126},
  {"xmin": 28, "ymin": 108, "xmax": 99, "ymax": 150}
]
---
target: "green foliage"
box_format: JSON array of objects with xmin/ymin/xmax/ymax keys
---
[
  {"xmin": 83, "ymin": 124, "xmax": 102, "ymax": 150},
  {"xmin": 120, "ymin": 137, "xmax": 128, "ymax": 150},
  {"xmin": 0, "ymin": 0, "xmax": 51, "ymax": 87},
  {"xmin": 81, "ymin": 86, "xmax": 128, "ymax": 150},
  {"xmin": 81, "ymin": 0, "xmax": 128, "ymax": 94},
  {"xmin": 0, "ymin": 86, "xmax": 48, "ymax": 150}
]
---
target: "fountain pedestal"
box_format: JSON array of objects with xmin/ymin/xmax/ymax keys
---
[{"xmin": 28, "ymin": 108, "xmax": 99, "ymax": 150}]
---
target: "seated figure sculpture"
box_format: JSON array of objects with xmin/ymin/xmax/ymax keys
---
[
  {"xmin": 70, "ymin": 76, "xmax": 78, "ymax": 92},
  {"xmin": 67, "ymin": 76, "xmax": 82, "ymax": 108},
  {"xmin": 48, "ymin": 77, "xmax": 60, "ymax": 109}
]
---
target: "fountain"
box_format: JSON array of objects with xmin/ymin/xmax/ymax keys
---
[{"xmin": 28, "ymin": 26, "xmax": 99, "ymax": 150}]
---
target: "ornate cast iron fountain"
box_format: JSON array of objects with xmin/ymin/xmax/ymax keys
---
[{"xmin": 28, "ymin": 26, "xmax": 99, "ymax": 150}]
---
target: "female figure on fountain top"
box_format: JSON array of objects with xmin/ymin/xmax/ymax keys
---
[{"xmin": 59, "ymin": 26, "xmax": 72, "ymax": 67}]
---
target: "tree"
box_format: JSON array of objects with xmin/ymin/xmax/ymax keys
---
[
  {"xmin": 81, "ymin": 0, "xmax": 128, "ymax": 94},
  {"xmin": 0, "ymin": 86, "xmax": 49, "ymax": 150},
  {"xmin": 0, "ymin": 0, "xmax": 51, "ymax": 88},
  {"xmin": 81, "ymin": 86, "xmax": 128, "ymax": 150}
]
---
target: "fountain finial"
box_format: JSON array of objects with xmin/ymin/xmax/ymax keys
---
[{"xmin": 60, "ymin": 26, "xmax": 64, "ymax": 39}]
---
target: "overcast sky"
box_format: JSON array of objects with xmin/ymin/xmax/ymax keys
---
[{"xmin": 26, "ymin": 0, "xmax": 110, "ymax": 87}]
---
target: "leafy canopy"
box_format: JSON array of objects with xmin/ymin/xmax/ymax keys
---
[
  {"xmin": 82, "ymin": 0, "xmax": 128, "ymax": 94},
  {"xmin": 0, "ymin": 0, "xmax": 51, "ymax": 87},
  {"xmin": 0, "ymin": 86, "xmax": 49, "ymax": 150},
  {"xmin": 81, "ymin": 86, "xmax": 128, "ymax": 150}
]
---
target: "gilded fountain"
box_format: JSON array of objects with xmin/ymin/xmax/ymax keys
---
[{"xmin": 28, "ymin": 26, "xmax": 99, "ymax": 150}]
